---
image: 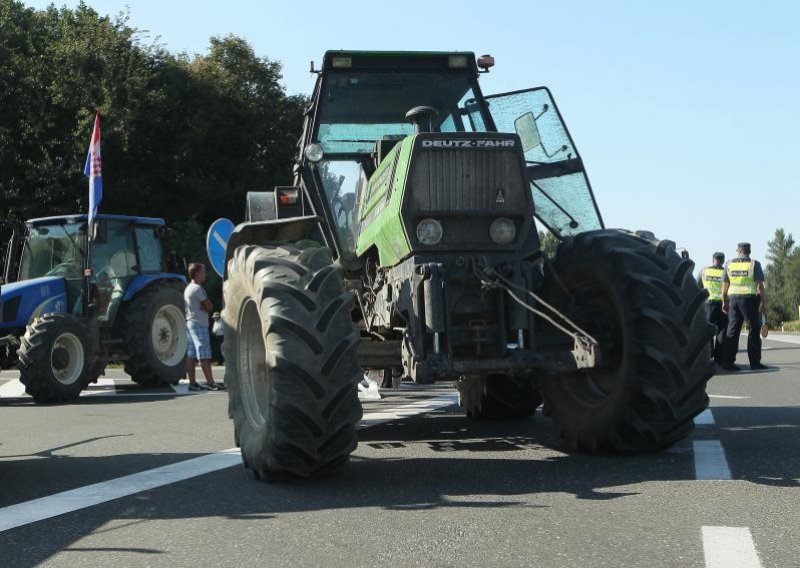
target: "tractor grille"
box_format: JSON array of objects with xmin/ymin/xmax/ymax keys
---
[{"xmin": 407, "ymin": 147, "xmax": 528, "ymax": 212}]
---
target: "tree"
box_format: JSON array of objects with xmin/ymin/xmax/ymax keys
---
[
  {"xmin": 765, "ymin": 228, "xmax": 798, "ymax": 325},
  {"xmin": 0, "ymin": 2, "xmax": 306, "ymax": 304},
  {"xmin": 538, "ymin": 229, "xmax": 558, "ymax": 258}
]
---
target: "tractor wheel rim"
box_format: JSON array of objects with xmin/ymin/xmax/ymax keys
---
[
  {"xmin": 51, "ymin": 332, "xmax": 84, "ymax": 385},
  {"xmin": 151, "ymin": 304, "xmax": 187, "ymax": 367},
  {"xmin": 238, "ymin": 299, "xmax": 269, "ymax": 430}
]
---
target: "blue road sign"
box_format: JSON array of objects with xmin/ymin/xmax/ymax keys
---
[{"xmin": 206, "ymin": 218, "xmax": 235, "ymax": 277}]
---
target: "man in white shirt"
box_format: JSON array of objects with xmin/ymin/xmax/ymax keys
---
[{"xmin": 184, "ymin": 263, "xmax": 225, "ymax": 391}]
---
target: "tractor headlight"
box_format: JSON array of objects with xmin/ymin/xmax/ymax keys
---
[
  {"xmin": 489, "ymin": 217, "xmax": 516, "ymax": 244},
  {"xmin": 304, "ymin": 143, "xmax": 324, "ymax": 163},
  {"xmin": 416, "ymin": 218, "xmax": 443, "ymax": 246}
]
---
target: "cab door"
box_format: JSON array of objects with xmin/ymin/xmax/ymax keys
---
[{"xmin": 474, "ymin": 87, "xmax": 604, "ymax": 237}]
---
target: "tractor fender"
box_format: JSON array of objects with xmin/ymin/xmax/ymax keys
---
[
  {"xmin": 223, "ymin": 216, "xmax": 320, "ymax": 279},
  {"xmin": 122, "ymin": 274, "xmax": 187, "ymax": 301},
  {"xmin": 0, "ymin": 276, "xmax": 67, "ymax": 329}
]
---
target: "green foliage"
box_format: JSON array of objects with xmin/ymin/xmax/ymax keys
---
[
  {"xmin": 0, "ymin": 1, "xmax": 305, "ymax": 285},
  {"xmin": 765, "ymin": 228, "xmax": 800, "ymax": 326},
  {"xmin": 538, "ymin": 229, "xmax": 558, "ymax": 258},
  {"xmin": 781, "ymin": 321, "xmax": 800, "ymax": 332},
  {"xmin": 162, "ymin": 217, "xmax": 221, "ymax": 305}
]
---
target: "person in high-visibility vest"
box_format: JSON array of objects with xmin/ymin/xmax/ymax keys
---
[
  {"xmin": 697, "ymin": 252, "xmax": 727, "ymax": 364},
  {"xmin": 721, "ymin": 242, "xmax": 768, "ymax": 371}
]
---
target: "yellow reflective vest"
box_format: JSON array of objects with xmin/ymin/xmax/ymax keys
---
[
  {"xmin": 701, "ymin": 267, "xmax": 724, "ymax": 301},
  {"xmin": 726, "ymin": 260, "xmax": 758, "ymax": 296}
]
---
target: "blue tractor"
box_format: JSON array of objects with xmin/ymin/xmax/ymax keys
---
[{"xmin": 0, "ymin": 214, "xmax": 188, "ymax": 402}]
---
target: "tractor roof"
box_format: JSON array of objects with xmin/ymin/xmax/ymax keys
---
[
  {"xmin": 27, "ymin": 214, "xmax": 165, "ymax": 226},
  {"xmin": 322, "ymin": 51, "xmax": 479, "ymax": 74}
]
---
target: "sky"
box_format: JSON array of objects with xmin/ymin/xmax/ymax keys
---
[{"xmin": 24, "ymin": 0, "xmax": 800, "ymax": 267}]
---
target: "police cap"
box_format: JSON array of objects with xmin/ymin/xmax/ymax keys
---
[{"xmin": 713, "ymin": 252, "xmax": 724, "ymax": 260}]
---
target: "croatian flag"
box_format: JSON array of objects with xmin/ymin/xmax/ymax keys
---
[{"xmin": 83, "ymin": 112, "xmax": 102, "ymax": 223}]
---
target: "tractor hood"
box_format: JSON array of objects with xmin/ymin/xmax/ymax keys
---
[
  {"xmin": 0, "ymin": 276, "xmax": 68, "ymax": 329},
  {"xmin": 355, "ymin": 131, "xmax": 534, "ymax": 266}
]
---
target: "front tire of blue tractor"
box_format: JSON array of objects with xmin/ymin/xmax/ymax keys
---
[
  {"xmin": 538, "ymin": 230, "xmax": 715, "ymax": 453},
  {"xmin": 17, "ymin": 313, "xmax": 98, "ymax": 402},
  {"xmin": 123, "ymin": 285, "xmax": 188, "ymax": 387},
  {"xmin": 223, "ymin": 243, "xmax": 363, "ymax": 481}
]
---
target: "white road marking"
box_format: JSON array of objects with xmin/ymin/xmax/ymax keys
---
[
  {"xmin": 0, "ymin": 392, "xmax": 459, "ymax": 533},
  {"xmin": 708, "ymin": 395, "xmax": 750, "ymax": 400},
  {"xmin": 694, "ymin": 409, "xmax": 715, "ymax": 426},
  {"xmin": 765, "ymin": 334, "xmax": 800, "ymax": 345},
  {"xmin": 82, "ymin": 378, "xmax": 119, "ymax": 396},
  {"xmin": 0, "ymin": 449, "xmax": 242, "ymax": 533},
  {"xmin": 702, "ymin": 526, "xmax": 763, "ymax": 568},
  {"xmin": 0, "ymin": 379, "xmax": 27, "ymax": 398},
  {"xmin": 693, "ymin": 440, "xmax": 732, "ymax": 480},
  {"xmin": 359, "ymin": 393, "xmax": 459, "ymax": 428},
  {"xmin": 0, "ymin": 378, "xmax": 192, "ymax": 400}
]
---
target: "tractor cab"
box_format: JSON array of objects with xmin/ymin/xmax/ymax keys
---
[
  {"xmin": 3, "ymin": 214, "xmax": 168, "ymax": 325},
  {"xmin": 299, "ymin": 51, "xmax": 603, "ymax": 266}
]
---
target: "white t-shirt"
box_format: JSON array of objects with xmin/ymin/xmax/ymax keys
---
[
  {"xmin": 212, "ymin": 319, "xmax": 224, "ymax": 336},
  {"xmin": 184, "ymin": 282, "xmax": 210, "ymax": 327}
]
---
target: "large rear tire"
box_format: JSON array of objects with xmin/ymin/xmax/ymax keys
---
[
  {"xmin": 17, "ymin": 314, "xmax": 98, "ymax": 402},
  {"xmin": 122, "ymin": 285, "xmax": 188, "ymax": 387},
  {"xmin": 539, "ymin": 230, "xmax": 714, "ymax": 453},
  {"xmin": 457, "ymin": 374, "xmax": 543, "ymax": 419},
  {"xmin": 224, "ymin": 243, "xmax": 362, "ymax": 480}
]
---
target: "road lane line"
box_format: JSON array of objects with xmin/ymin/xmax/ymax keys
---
[
  {"xmin": 708, "ymin": 395, "xmax": 749, "ymax": 400},
  {"xmin": 1, "ymin": 378, "xmax": 193, "ymax": 400},
  {"xmin": 702, "ymin": 526, "xmax": 762, "ymax": 568},
  {"xmin": 764, "ymin": 334, "xmax": 800, "ymax": 345},
  {"xmin": 694, "ymin": 409, "xmax": 715, "ymax": 426},
  {"xmin": 693, "ymin": 440, "xmax": 732, "ymax": 480},
  {"xmin": 0, "ymin": 449, "xmax": 242, "ymax": 533},
  {"xmin": 0, "ymin": 392, "xmax": 459, "ymax": 533},
  {"xmin": 0, "ymin": 379, "xmax": 26, "ymax": 398},
  {"xmin": 359, "ymin": 393, "xmax": 459, "ymax": 428},
  {"xmin": 83, "ymin": 378, "xmax": 119, "ymax": 396}
]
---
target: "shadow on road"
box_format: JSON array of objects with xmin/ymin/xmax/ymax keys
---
[{"xmin": 1, "ymin": 405, "xmax": 799, "ymax": 566}]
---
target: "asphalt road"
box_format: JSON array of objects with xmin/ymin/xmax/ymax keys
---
[{"xmin": 1, "ymin": 336, "xmax": 799, "ymax": 567}]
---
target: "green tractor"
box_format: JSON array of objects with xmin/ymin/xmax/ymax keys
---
[
  {"xmin": 1, "ymin": 214, "xmax": 188, "ymax": 401},
  {"xmin": 216, "ymin": 51, "xmax": 714, "ymax": 480}
]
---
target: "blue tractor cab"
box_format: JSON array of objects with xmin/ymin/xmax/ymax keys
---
[{"xmin": 0, "ymin": 214, "xmax": 188, "ymax": 402}]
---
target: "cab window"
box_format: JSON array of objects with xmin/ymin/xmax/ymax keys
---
[{"xmin": 135, "ymin": 226, "xmax": 163, "ymax": 273}]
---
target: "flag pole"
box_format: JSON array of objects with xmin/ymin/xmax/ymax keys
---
[{"xmin": 83, "ymin": 110, "xmax": 101, "ymax": 317}]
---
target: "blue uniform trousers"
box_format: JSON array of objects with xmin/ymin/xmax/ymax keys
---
[
  {"xmin": 705, "ymin": 300, "xmax": 727, "ymax": 364},
  {"xmin": 723, "ymin": 295, "xmax": 761, "ymax": 367}
]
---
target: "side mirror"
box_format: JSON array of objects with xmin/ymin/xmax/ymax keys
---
[{"xmin": 514, "ymin": 112, "xmax": 541, "ymax": 152}]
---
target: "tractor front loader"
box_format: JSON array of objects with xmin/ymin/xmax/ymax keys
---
[{"xmin": 218, "ymin": 51, "xmax": 714, "ymax": 480}]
